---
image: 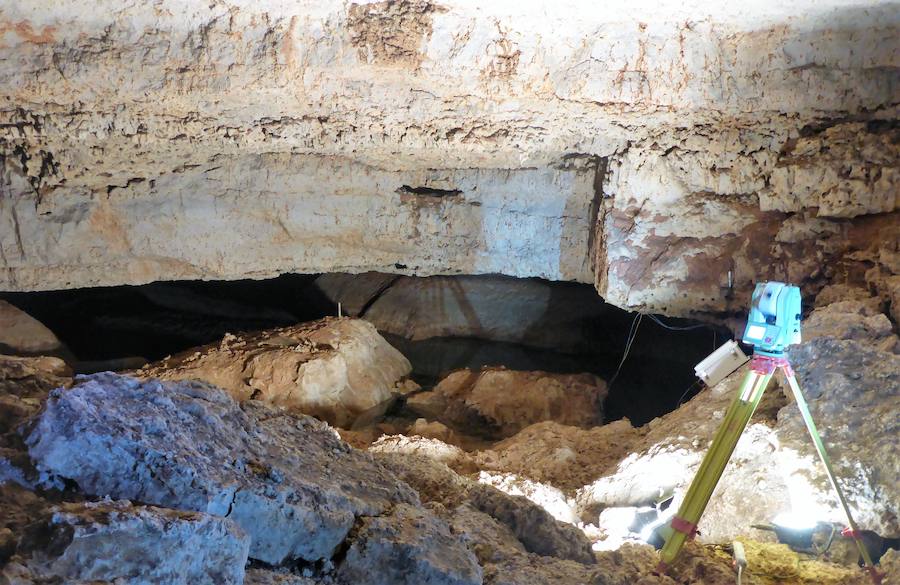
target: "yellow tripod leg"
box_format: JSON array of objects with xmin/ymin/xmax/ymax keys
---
[
  {"xmin": 658, "ymin": 368, "xmax": 773, "ymax": 568},
  {"xmin": 782, "ymin": 371, "xmax": 880, "ymax": 581}
]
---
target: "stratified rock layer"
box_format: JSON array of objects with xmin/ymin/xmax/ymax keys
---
[
  {"xmin": 137, "ymin": 318, "xmax": 414, "ymax": 427},
  {"xmin": 25, "ymin": 373, "xmax": 418, "ymax": 565},
  {"xmin": 1, "ymin": 1, "xmax": 898, "ymax": 318}
]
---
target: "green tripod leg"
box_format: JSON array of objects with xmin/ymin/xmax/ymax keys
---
[
  {"xmin": 782, "ymin": 371, "xmax": 880, "ymax": 582},
  {"xmin": 658, "ymin": 367, "xmax": 773, "ymax": 569}
]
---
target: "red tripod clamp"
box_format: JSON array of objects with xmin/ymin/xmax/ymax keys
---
[
  {"xmin": 749, "ymin": 354, "xmax": 794, "ymax": 377},
  {"xmin": 670, "ymin": 516, "xmax": 699, "ymax": 540}
]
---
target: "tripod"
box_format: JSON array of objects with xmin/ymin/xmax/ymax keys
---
[{"xmin": 656, "ymin": 350, "xmax": 881, "ymax": 584}]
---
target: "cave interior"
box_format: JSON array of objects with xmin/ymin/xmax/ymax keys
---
[{"xmin": 0, "ymin": 1, "xmax": 898, "ymax": 584}]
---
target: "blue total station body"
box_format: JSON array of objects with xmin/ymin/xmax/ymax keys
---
[{"xmin": 741, "ymin": 282, "xmax": 802, "ymax": 355}]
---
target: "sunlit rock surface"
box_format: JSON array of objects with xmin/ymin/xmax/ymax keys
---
[
  {"xmin": 474, "ymin": 299, "xmax": 900, "ymax": 546},
  {"xmin": 136, "ymin": 317, "xmax": 415, "ymax": 427},
  {"xmin": 1, "ymin": 1, "xmax": 897, "ymax": 317},
  {"xmin": 25, "ymin": 373, "xmax": 419, "ymax": 565}
]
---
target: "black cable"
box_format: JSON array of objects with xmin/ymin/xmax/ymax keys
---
[
  {"xmin": 644, "ymin": 313, "xmax": 710, "ymax": 331},
  {"xmin": 607, "ymin": 312, "xmax": 643, "ymax": 391},
  {"xmin": 676, "ymin": 378, "xmax": 703, "ymax": 407}
]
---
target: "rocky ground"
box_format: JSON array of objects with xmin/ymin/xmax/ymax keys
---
[{"xmin": 0, "ymin": 288, "xmax": 898, "ymax": 584}]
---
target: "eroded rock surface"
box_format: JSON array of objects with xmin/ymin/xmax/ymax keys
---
[
  {"xmin": 373, "ymin": 451, "xmax": 594, "ymax": 564},
  {"xmin": 1, "ymin": 1, "xmax": 898, "ymax": 319},
  {"xmin": 137, "ymin": 318, "xmax": 415, "ymax": 427},
  {"xmin": 3, "ymin": 494, "xmax": 250, "ymax": 585},
  {"xmin": 0, "ymin": 355, "xmax": 71, "ymax": 487},
  {"xmin": 25, "ymin": 373, "xmax": 419, "ymax": 565},
  {"xmin": 338, "ymin": 503, "xmax": 483, "ymax": 585}
]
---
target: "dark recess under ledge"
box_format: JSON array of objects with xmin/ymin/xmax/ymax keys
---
[{"xmin": 1, "ymin": 273, "xmax": 727, "ymax": 426}]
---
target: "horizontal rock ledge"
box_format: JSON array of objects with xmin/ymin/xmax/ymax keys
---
[{"xmin": 0, "ymin": 0, "xmax": 897, "ymax": 317}]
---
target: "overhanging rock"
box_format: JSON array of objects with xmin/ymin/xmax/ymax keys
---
[{"xmin": 0, "ymin": 1, "xmax": 897, "ymax": 316}]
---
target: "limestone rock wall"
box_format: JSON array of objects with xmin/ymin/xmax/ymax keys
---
[{"xmin": 0, "ymin": 0, "xmax": 898, "ymax": 315}]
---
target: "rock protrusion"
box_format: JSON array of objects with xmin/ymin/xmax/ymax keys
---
[
  {"xmin": 338, "ymin": 503, "xmax": 483, "ymax": 585},
  {"xmin": 468, "ymin": 483, "xmax": 595, "ymax": 564},
  {"xmin": 0, "ymin": 301, "xmax": 65, "ymax": 358},
  {"xmin": 1, "ymin": 485, "xmax": 250, "ymax": 585},
  {"xmin": 408, "ymin": 367, "xmax": 606, "ymax": 439},
  {"xmin": 136, "ymin": 318, "xmax": 416, "ymax": 428},
  {"xmin": 25, "ymin": 373, "xmax": 418, "ymax": 565}
]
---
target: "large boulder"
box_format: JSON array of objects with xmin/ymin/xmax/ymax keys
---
[
  {"xmin": 0, "ymin": 484, "xmax": 250, "ymax": 585},
  {"xmin": 408, "ymin": 367, "xmax": 606, "ymax": 439},
  {"xmin": 0, "ymin": 301, "xmax": 64, "ymax": 358},
  {"xmin": 338, "ymin": 503, "xmax": 483, "ymax": 585},
  {"xmin": 0, "ymin": 485, "xmax": 249, "ymax": 585},
  {"xmin": 137, "ymin": 317, "xmax": 416, "ymax": 428},
  {"xmin": 25, "ymin": 373, "xmax": 419, "ymax": 565}
]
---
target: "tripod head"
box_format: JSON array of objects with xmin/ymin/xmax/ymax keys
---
[{"xmin": 741, "ymin": 282, "xmax": 801, "ymax": 354}]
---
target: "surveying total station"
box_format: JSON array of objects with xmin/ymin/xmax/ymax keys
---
[{"xmin": 655, "ymin": 282, "xmax": 882, "ymax": 584}]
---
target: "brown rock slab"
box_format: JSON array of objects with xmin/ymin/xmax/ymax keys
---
[
  {"xmin": 137, "ymin": 318, "xmax": 414, "ymax": 428},
  {"xmin": 412, "ymin": 367, "xmax": 606, "ymax": 439},
  {"xmin": 0, "ymin": 301, "xmax": 64, "ymax": 357}
]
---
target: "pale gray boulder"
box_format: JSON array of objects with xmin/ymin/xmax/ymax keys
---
[
  {"xmin": 0, "ymin": 485, "xmax": 249, "ymax": 585},
  {"xmin": 25, "ymin": 373, "xmax": 418, "ymax": 565}
]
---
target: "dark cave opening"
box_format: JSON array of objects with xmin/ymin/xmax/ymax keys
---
[
  {"xmin": 1, "ymin": 274, "xmax": 729, "ymax": 426},
  {"xmin": 1, "ymin": 275, "xmax": 333, "ymax": 363}
]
